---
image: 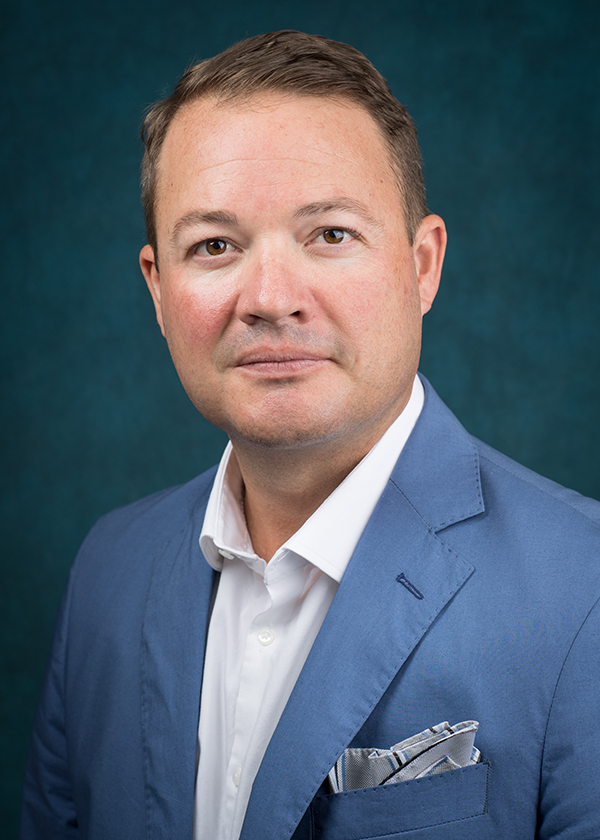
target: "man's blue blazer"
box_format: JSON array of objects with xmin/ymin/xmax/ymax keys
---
[{"xmin": 21, "ymin": 377, "xmax": 600, "ymax": 839}]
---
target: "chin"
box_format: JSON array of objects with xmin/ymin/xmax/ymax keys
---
[
  {"xmin": 222, "ymin": 408, "xmax": 353, "ymax": 452},
  {"xmin": 197, "ymin": 390, "xmax": 352, "ymax": 451},
  {"xmin": 228, "ymin": 422, "xmax": 340, "ymax": 451}
]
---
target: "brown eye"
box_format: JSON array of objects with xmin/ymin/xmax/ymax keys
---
[
  {"xmin": 322, "ymin": 229, "xmax": 346, "ymax": 244},
  {"xmin": 205, "ymin": 238, "xmax": 228, "ymax": 256}
]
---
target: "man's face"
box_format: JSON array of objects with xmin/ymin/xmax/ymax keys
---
[{"xmin": 141, "ymin": 94, "xmax": 445, "ymax": 455}]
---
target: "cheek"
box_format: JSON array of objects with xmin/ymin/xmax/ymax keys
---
[
  {"xmin": 161, "ymin": 282, "xmax": 233, "ymax": 349},
  {"xmin": 335, "ymin": 257, "xmax": 419, "ymax": 338}
]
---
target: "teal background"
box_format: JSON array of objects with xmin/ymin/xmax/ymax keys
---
[{"xmin": 1, "ymin": 0, "xmax": 598, "ymax": 835}]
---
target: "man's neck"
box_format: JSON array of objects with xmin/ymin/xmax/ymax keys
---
[
  {"xmin": 239, "ymin": 452, "xmax": 358, "ymax": 562},
  {"xmin": 230, "ymin": 412, "xmax": 406, "ymax": 562}
]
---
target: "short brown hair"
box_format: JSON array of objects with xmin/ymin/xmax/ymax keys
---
[{"xmin": 141, "ymin": 30, "xmax": 428, "ymax": 253}]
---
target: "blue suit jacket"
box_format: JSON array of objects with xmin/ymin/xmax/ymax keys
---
[{"xmin": 21, "ymin": 378, "xmax": 600, "ymax": 839}]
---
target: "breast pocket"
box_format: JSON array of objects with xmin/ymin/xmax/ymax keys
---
[{"xmin": 310, "ymin": 762, "xmax": 490, "ymax": 840}]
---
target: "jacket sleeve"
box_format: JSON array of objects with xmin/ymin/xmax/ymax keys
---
[
  {"xmin": 20, "ymin": 579, "xmax": 80, "ymax": 840},
  {"xmin": 538, "ymin": 596, "xmax": 600, "ymax": 838}
]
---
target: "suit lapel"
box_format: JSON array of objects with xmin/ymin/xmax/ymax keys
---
[
  {"xmin": 241, "ymin": 377, "xmax": 484, "ymax": 840},
  {"xmin": 140, "ymin": 485, "xmax": 215, "ymax": 839}
]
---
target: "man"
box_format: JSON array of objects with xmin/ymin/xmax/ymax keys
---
[{"xmin": 21, "ymin": 31, "xmax": 600, "ymax": 840}]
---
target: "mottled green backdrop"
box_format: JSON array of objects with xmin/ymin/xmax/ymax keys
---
[{"xmin": 1, "ymin": 0, "xmax": 598, "ymax": 835}]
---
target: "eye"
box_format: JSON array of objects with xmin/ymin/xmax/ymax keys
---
[
  {"xmin": 321, "ymin": 228, "xmax": 348, "ymax": 244},
  {"xmin": 194, "ymin": 238, "xmax": 233, "ymax": 256}
]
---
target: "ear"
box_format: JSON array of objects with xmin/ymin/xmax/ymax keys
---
[
  {"xmin": 139, "ymin": 244, "xmax": 166, "ymax": 336},
  {"xmin": 412, "ymin": 214, "xmax": 447, "ymax": 316}
]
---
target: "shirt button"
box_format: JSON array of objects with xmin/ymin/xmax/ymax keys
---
[
  {"xmin": 232, "ymin": 765, "xmax": 241, "ymax": 786},
  {"xmin": 257, "ymin": 627, "xmax": 275, "ymax": 646},
  {"xmin": 218, "ymin": 548, "xmax": 235, "ymax": 560}
]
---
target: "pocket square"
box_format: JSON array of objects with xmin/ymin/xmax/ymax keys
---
[{"xmin": 328, "ymin": 720, "xmax": 481, "ymax": 793}]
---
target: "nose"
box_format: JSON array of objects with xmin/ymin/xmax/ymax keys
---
[{"xmin": 235, "ymin": 246, "xmax": 314, "ymax": 326}]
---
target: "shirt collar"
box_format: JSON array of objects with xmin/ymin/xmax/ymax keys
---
[{"xmin": 200, "ymin": 375, "xmax": 424, "ymax": 581}]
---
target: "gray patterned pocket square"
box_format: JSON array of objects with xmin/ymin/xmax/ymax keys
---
[{"xmin": 328, "ymin": 720, "xmax": 480, "ymax": 793}]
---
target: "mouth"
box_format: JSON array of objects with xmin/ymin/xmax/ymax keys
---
[{"xmin": 235, "ymin": 349, "xmax": 330, "ymax": 376}]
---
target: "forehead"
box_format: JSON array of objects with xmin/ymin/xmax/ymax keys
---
[
  {"xmin": 166, "ymin": 90, "xmax": 388, "ymax": 146},
  {"xmin": 154, "ymin": 93, "xmax": 404, "ymax": 230},
  {"xmin": 161, "ymin": 92, "xmax": 395, "ymax": 172}
]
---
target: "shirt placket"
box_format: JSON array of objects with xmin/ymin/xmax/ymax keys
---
[{"xmin": 225, "ymin": 562, "xmax": 279, "ymax": 837}]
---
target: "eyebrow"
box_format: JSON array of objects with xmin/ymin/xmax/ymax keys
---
[
  {"xmin": 170, "ymin": 197, "xmax": 383, "ymax": 246},
  {"xmin": 170, "ymin": 209, "xmax": 239, "ymax": 247},
  {"xmin": 294, "ymin": 198, "xmax": 383, "ymax": 232}
]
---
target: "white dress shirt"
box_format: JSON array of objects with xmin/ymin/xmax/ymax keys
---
[{"xmin": 193, "ymin": 376, "xmax": 424, "ymax": 840}]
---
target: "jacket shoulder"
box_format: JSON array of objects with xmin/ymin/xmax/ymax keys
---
[
  {"xmin": 67, "ymin": 466, "xmax": 218, "ymax": 595},
  {"xmin": 83, "ymin": 465, "xmax": 218, "ymax": 548},
  {"xmin": 475, "ymin": 436, "xmax": 600, "ymax": 526}
]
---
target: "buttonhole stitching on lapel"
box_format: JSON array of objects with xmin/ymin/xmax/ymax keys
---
[{"xmin": 396, "ymin": 573, "xmax": 424, "ymax": 600}]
